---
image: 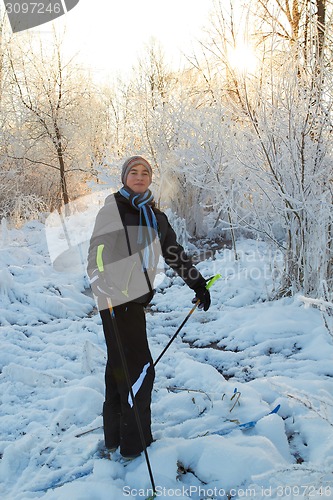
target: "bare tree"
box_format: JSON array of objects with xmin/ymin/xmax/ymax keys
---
[{"xmin": 6, "ymin": 29, "xmax": 100, "ymax": 211}]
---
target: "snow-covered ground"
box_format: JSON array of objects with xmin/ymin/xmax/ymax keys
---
[{"xmin": 1, "ymin": 216, "xmax": 333, "ymax": 499}]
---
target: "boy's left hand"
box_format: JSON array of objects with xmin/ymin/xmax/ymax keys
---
[{"xmin": 192, "ymin": 285, "xmax": 211, "ymax": 311}]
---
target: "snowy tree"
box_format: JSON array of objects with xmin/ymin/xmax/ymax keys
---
[
  {"xmin": 4, "ymin": 29, "xmax": 101, "ymax": 213},
  {"xmin": 0, "ymin": 14, "xmax": 23, "ymax": 220},
  {"xmin": 129, "ymin": 40, "xmax": 180, "ymax": 172},
  {"xmin": 190, "ymin": 0, "xmax": 333, "ymax": 296},
  {"xmin": 245, "ymin": 0, "xmax": 333, "ymax": 296}
]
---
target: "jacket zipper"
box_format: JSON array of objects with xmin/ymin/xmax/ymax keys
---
[{"xmin": 121, "ymin": 261, "xmax": 136, "ymax": 297}]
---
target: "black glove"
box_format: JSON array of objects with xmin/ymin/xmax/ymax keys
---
[
  {"xmin": 192, "ymin": 284, "xmax": 211, "ymax": 311},
  {"xmin": 89, "ymin": 269, "xmax": 114, "ymax": 298}
]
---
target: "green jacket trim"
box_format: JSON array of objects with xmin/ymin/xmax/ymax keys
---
[{"xmin": 96, "ymin": 244, "xmax": 105, "ymax": 272}]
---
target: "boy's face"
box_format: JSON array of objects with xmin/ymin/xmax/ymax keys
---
[{"xmin": 126, "ymin": 164, "xmax": 151, "ymax": 193}]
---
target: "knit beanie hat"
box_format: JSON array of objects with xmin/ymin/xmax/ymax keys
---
[{"xmin": 121, "ymin": 156, "xmax": 153, "ymax": 186}]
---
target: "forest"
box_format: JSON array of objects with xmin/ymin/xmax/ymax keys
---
[{"xmin": 0, "ymin": 0, "xmax": 332, "ymax": 301}]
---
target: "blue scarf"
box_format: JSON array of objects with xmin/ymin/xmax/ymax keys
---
[{"xmin": 119, "ymin": 187, "xmax": 159, "ymax": 270}]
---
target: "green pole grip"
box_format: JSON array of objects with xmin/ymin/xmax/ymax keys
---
[{"xmin": 205, "ymin": 273, "xmax": 222, "ymax": 290}]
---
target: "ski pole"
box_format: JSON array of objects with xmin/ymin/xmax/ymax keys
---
[
  {"xmin": 75, "ymin": 425, "xmax": 102, "ymax": 438},
  {"xmin": 153, "ymin": 274, "xmax": 221, "ymax": 367},
  {"xmin": 107, "ymin": 297, "xmax": 157, "ymax": 500}
]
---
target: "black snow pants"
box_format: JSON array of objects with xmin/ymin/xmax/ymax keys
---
[{"xmin": 99, "ymin": 302, "xmax": 155, "ymax": 457}]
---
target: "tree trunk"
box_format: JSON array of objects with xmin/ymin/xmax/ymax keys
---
[
  {"xmin": 55, "ymin": 124, "xmax": 69, "ymax": 209},
  {"xmin": 316, "ymin": 0, "xmax": 326, "ymax": 58}
]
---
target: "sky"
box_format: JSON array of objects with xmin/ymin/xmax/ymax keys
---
[{"xmin": 35, "ymin": 0, "xmax": 214, "ymax": 81}]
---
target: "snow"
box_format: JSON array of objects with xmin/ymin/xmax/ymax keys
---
[{"xmin": 1, "ymin": 218, "xmax": 333, "ymax": 499}]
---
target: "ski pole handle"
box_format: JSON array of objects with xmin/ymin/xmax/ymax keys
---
[
  {"xmin": 193, "ymin": 273, "xmax": 222, "ymax": 308},
  {"xmin": 206, "ymin": 274, "xmax": 222, "ymax": 290}
]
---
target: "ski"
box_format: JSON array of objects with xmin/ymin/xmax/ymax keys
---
[
  {"xmin": 94, "ymin": 444, "xmax": 156, "ymax": 498},
  {"xmin": 195, "ymin": 404, "xmax": 281, "ymax": 438},
  {"xmin": 237, "ymin": 404, "xmax": 281, "ymax": 431},
  {"xmin": 95, "ymin": 441, "xmax": 142, "ymax": 467}
]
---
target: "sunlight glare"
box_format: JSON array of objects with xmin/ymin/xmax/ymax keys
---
[{"xmin": 228, "ymin": 43, "xmax": 258, "ymax": 74}]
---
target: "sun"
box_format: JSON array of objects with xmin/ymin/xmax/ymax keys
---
[{"xmin": 227, "ymin": 43, "xmax": 258, "ymax": 75}]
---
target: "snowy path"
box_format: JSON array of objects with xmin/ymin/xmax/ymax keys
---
[{"xmin": 1, "ymin": 223, "xmax": 333, "ymax": 499}]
